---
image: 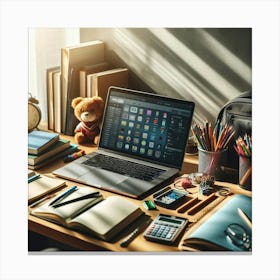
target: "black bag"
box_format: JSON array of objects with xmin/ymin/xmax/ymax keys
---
[{"xmin": 215, "ymin": 90, "xmax": 252, "ymax": 170}]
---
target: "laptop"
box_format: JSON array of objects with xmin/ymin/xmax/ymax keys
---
[{"xmin": 53, "ymin": 87, "xmax": 195, "ymax": 199}]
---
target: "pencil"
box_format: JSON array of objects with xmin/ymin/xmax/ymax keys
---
[
  {"xmin": 29, "ymin": 194, "xmax": 56, "ymax": 208},
  {"xmin": 235, "ymin": 135, "xmax": 252, "ymax": 157},
  {"xmin": 222, "ymin": 130, "xmax": 235, "ymax": 149},
  {"xmin": 240, "ymin": 166, "xmax": 252, "ymax": 186},
  {"xmin": 191, "ymin": 126, "xmax": 203, "ymax": 149},
  {"xmin": 208, "ymin": 123, "xmax": 214, "ymax": 151},
  {"xmin": 237, "ymin": 208, "xmax": 252, "ymax": 229},
  {"xmin": 215, "ymin": 124, "xmax": 227, "ymax": 151},
  {"xmin": 192, "ymin": 121, "xmax": 235, "ymax": 152},
  {"xmin": 213, "ymin": 129, "xmax": 217, "ymax": 150}
]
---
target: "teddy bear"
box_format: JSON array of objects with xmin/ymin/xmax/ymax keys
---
[{"xmin": 72, "ymin": 96, "xmax": 104, "ymax": 145}]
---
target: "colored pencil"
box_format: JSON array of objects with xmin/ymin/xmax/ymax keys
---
[
  {"xmin": 239, "ymin": 166, "xmax": 252, "ymax": 186},
  {"xmin": 234, "ymin": 134, "xmax": 252, "ymax": 157},
  {"xmin": 191, "ymin": 121, "xmax": 235, "ymax": 152}
]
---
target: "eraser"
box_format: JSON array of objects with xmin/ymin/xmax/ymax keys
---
[{"xmin": 143, "ymin": 200, "xmax": 157, "ymax": 210}]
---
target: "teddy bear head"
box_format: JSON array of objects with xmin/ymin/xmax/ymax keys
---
[{"xmin": 72, "ymin": 96, "xmax": 104, "ymax": 123}]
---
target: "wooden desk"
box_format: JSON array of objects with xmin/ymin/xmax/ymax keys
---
[{"xmin": 28, "ymin": 134, "xmax": 251, "ymax": 252}]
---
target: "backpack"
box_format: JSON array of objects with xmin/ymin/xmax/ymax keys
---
[{"xmin": 216, "ymin": 90, "xmax": 252, "ymax": 170}]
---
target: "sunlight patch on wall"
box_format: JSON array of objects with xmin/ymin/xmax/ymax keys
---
[
  {"xmin": 113, "ymin": 28, "xmax": 222, "ymax": 123},
  {"xmin": 149, "ymin": 28, "xmax": 241, "ymax": 100},
  {"xmin": 147, "ymin": 47, "xmax": 220, "ymax": 112},
  {"xmin": 197, "ymin": 29, "xmax": 251, "ymax": 85}
]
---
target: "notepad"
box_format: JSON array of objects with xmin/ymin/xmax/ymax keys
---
[
  {"xmin": 179, "ymin": 195, "xmax": 252, "ymax": 251},
  {"xmin": 28, "ymin": 174, "xmax": 66, "ymax": 204}
]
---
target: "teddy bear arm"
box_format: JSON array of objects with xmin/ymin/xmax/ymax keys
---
[{"xmin": 74, "ymin": 122, "xmax": 82, "ymax": 133}]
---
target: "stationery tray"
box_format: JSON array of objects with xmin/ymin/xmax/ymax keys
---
[{"xmin": 161, "ymin": 175, "xmax": 230, "ymax": 223}]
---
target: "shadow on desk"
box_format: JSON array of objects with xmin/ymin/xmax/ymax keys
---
[{"xmin": 28, "ymin": 231, "xmax": 108, "ymax": 252}]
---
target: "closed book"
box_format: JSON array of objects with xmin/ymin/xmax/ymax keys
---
[
  {"xmin": 28, "ymin": 130, "xmax": 59, "ymax": 155},
  {"xmin": 28, "ymin": 139, "xmax": 70, "ymax": 165},
  {"xmin": 179, "ymin": 195, "xmax": 252, "ymax": 251},
  {"xmin": 31, "ymin": 194, "xmax": 144, "ymax": 241},
  {"xmin": 61, "ymin": 40, "xmax": 104, "ymax": 133},
  {"xmin": 46, "ymin": 66, "xmax": 60, "ymax": 130},
  {"xmin": 28, "ymin": 174, "xmax": 66, "ymax": 204},
  {"xmin": 88, "ymin": 68, "xmax": 128, "ymax": 103},
  {"xmin": 53, "ymin": 70, "xmax": 62, "ymax": 133},
  {"xmin": 28, "ymin": 170, "xmax": 36, "ymax": 179},
  {"xmin": 64, "ymin": 67, "xmax": 80, "ymax": 136},
  {"xmin": 28, "ymin": 144, "xmax": 78, "ymax": 170},
  {"xmin": 79, "ymin": 62, "xmax": 111, "ymax": 97}
]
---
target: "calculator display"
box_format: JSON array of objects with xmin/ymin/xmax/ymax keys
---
[{"xmin": 159, "ymin": 216, "xmax": 183, "ymax": 224}]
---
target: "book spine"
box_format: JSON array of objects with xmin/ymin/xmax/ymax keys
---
[
  {"xmin": 61, "ymin": 48, "xmax": 69, "ymax": 134},
  {"xmin": 80, "ymin": 71, "xmax": 87, "ymax": 98},
  {"xmin": 53, "ymin": 71, "xmax": 62, "ymax": 133},
  {"xmin": 46, "ymin": 69, "xmax": 54, "ymax": 130}
]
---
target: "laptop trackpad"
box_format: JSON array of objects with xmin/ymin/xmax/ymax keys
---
[{"xmin": 79, "ymin": 168, "xmax": 125, "ymax": 187}]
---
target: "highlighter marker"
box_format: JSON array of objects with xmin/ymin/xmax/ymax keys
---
[{"xmin": 63, "ymin": 150, "xmax": 86, "ymax": 162}]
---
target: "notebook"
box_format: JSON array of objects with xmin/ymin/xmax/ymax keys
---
[{"xmin": 53, "ymin": 86, "xmax": 195, "ymax": 199}]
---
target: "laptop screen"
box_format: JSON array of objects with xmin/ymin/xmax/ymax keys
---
[{"xmin": 99, "ymin": 87, "xmax": 195, "ymax": 169}]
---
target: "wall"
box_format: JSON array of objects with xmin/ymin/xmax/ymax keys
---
[{"xmin": 80, "ymin": 28, "xmax": 251, "ymax": 124}]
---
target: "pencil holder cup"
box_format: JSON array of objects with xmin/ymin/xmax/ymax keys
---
[
  {"xmin": 239, "ymin": 156, "xmax": 252, "ymax": 191},
  {"xmin": 198, "ymin": 148, "xmax": 227, "ymax": 179}
]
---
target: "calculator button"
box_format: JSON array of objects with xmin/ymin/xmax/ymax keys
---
[{"xmin": 166, "ymin": 233, "xmax": 172, "ymax": 239}]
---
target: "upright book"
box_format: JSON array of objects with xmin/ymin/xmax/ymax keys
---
[
  {"xmin": 28, "ymin": 130, "xmax": 59, "ymax": 155},
  {"xmin": 64, "ymin": 67, "xmax": 80, "ymax": 136},
  {"xmin": 64, "ymin": 62, "xmax": 111, "ymax": 135},
  {"xmin": 53, "ymin": 70, "xmax": 62, "ymax": 133},
  {"xmin": 46, "ymin": 66, "xmax": 60, "ymax": 130},
  {"xmin": 31, "ymin": 191, "xmax": 144, "ymax": 241},
  {"xmin": 87, "ymin": 68, "xmax": 128, "ymax": 103},
  {"xmin": 61, "ymin": 40, "xmax": 105, "ymax": 133},
  {"xmin": 179, "ymin": 195, "xmax": 252, "ymax": 251},
  {"xmin": 79, "ymin": 62, "xmax": 111, "ymax": 98}
]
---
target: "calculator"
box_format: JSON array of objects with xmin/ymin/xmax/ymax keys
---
[{"xmin": 143, "ymin": 214, "xmax": 188, "ymax": 244}]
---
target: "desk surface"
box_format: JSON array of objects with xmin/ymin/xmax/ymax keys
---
[{"xmin": 28, "ymin": 134, "xmax": 251, "ymax": 252}]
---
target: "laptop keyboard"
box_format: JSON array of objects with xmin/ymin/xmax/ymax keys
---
[{"xmin": 82, "ymin": 153, "xmax": 164, "ymax": 182}]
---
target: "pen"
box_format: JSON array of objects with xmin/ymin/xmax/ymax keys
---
[
  {"xmin": 49, "ymin": 186, "xmax": 78, "ymax": 206},
  {"xmin": 237, "ymin": 207, "xmax": 252, "ymax": 229},
  {"xmin": 120, "ymin": 218, "xmax": 152, "ymax": 248},
  {"xmin": 28, "ymin": 174, "xmax": 41, "ymax": 183},
  {"xmin": 29, "ymin": 194, "xmax": 56, "ymax": 208},
  {"xmin": 53, "ymin": 192, "xmax": 101, "ymax": 208}
]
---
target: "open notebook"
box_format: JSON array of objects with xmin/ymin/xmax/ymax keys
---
[{"xmin": 31, "ymin": 187, "xmax": 144, "ymax": 241}]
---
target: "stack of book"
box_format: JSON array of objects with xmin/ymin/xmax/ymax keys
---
[
  {"xmin": 46, "ymin": 40, "xmax": 129, "ymax": 135},
  {"xmin": 28, "ymin": 130, "xmax": 78, "ymax": 170}
]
